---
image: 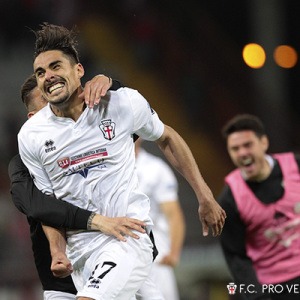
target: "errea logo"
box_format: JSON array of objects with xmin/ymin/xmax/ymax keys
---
[{"xmin": 44, "ymin": 140, "xmax": 56, "ymax": 153}]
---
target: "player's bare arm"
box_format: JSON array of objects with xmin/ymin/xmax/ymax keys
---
[
  {"xmin": 42, "ymin": 224, "xmax": 73, "ymax": 278},
  {"xmin": 79, "ymin": 74, "xmax": 112, "ymax": 108},
  {"xmin": 159, "ymin": 201, "xmax": 185, "ymax": 267},
  {"xmin": 155, "ymin": 125, "xmax": 226, "ymax": 237}
]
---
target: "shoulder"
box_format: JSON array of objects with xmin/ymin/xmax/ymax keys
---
[
  {"xmin": 19, "ymin": 106, "xmax": 47, "ymax": 129},
  {"xmin": 218, "ymin": 185, "xmax": 235, "ymax": 208},
  {"xmin": 8, "ymin": 153, "xmax": 29, "ymax": 181},
  {"xmin": 113, "ymin": 87, "xmax": 148, "ymax": 107},
  {"xmin": 108, "ymin": 87, "xmax": 139, "ymax": 99},
  {"xmin": 218, "ymin": 185, "xmax": 241, "ymax": 222},
  {"xmin": 9, "ymin": 153, "xmax": 21, "ymax": 166},
  {"xmin": 292, "ymin": 153, "xmax": 300, "ymax": 169},
  {"xmin": 101, "ymin": 87, "xmax": 141, "ymax": 111},
  {"xmin": 8, "ymin": 154, "xmax": 22, "ymax": 176},
  {"xmin": 18, "ymin": 106, "xmax": 49, "ymax": 138}
]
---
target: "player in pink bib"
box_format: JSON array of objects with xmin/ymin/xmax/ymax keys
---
[{"xmin": 219, "ymin": 114, "xmax": 300, "ymax": 300}]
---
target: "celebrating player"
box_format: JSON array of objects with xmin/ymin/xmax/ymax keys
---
[
  {"xmin": 219, "ymin": 114, "xmax": 300, "ymax": 300},
  {"xmin": 18, "ymin": 23, "xmax": 225, "ymax": 300}
]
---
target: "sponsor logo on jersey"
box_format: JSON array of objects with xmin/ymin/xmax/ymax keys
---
[
  {"xmin": 44, "ymin": 140, "xmax": 56, "ymax": 153},
  {"xmin": 57, "ymin": 157, "xmax": 70, "ymax": 168},
  {"xmin": 57, "ymin": 148, "xmax": 108, "ymax": 178},
  {"xmin": 99, "ymin": 119, "xmax": 116, "ymax": 140}
]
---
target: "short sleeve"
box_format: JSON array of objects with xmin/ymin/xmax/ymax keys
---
[
  {"xmin": 128, "ymin": 89, "xmax": 164, "ymax": 141},
  {"xmin": 18, "ymin": 129, "xmax": 53, "ymax": 195}
]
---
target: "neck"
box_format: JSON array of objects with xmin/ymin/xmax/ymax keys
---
[
  {"xmin": 245, "ymin": 155, "xmax": 273, "ymax": 182},
  {"xmin": 50, "ymin": 86, "xmax": 85, "ymax": 121},
  {"xmin": 255, "ymin": 162, "xmax": 271, "ymax": 181}
]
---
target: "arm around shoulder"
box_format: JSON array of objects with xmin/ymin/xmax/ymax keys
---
[{"xmin": 8, "ymin": 154, "xmax": 91, "ymax": 229}]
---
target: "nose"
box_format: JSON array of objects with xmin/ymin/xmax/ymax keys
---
[
  {"xmin": 45, "ymin": 70, "xmax": 55, "ymax": 82},
  {"xmin": 237, "ymin": 146, "xmax": 249, "ymax": 157}
]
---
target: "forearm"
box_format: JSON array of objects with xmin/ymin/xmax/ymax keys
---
[
  {"xmin": 42, "ymin": 224, "xmax": 74, "ymax": 278},
  {"xmin": 167, "ymin": 205, "xmax": 186, "ymax": 258},
  {"xmin": 170, "ymin": 220, "xmax": 185, "ymax": 259},
  {"xmin": 11, "ymin": 179, "xmax": 91, "ymax": 229},
  {"xmin": 42, "ymin": 224, "xmax": 66, "ymax": 256},
  {"xmin": 9, "ymin": 154, "xmax": 91, "ymax": 229},
  {"xmin": 156, "ymin": 125, "xmax": 213, "ymax": 204}
]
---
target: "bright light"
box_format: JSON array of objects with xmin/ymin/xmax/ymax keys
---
[
  {"xmin": 242, "ymin": 43, "xmax": 266, "ymax": 69},
  {"xmin": 273, "ymin": 45, "xmax": 298, "ymax": 68}
]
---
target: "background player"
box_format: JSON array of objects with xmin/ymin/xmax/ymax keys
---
[
  {"xmin": 219, "ymin": 114, "xmax": 300, "ymax": 300},
  {"xmin": 135, "ymin": 139, "xmax": 185, "ymax": 300}
]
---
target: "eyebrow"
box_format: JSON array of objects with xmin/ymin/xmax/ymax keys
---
[{"xmin": 34, "ymin": 60, "xmax": 62, "ymax": 74}]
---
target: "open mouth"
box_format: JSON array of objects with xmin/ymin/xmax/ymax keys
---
[
  {"xmin": 47, "ymin": 82, "xmax": 65, "ymax": 94},
  {"xmin": 241, "ymin": 157, "xmax": 254, "ymax": 167}
]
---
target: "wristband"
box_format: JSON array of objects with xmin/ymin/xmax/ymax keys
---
[{"xmin": 87, "ymin": 212, "xmax": 96, "ymax": 230}]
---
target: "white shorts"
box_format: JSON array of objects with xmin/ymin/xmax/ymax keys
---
[
  {"xmin": 44, "ymin": 290, "xmax": 76, "ymax": 300},
  {"xmin": 148, "ymin": 263, "xmax": 179, "ymax": 300},
  {"xmin": 136, "ymin": 275, "xmax": 165, "ymax": 300},
  {"xmin": 67, "ymin": 231, "xmax": 154, "ymax": 299}
]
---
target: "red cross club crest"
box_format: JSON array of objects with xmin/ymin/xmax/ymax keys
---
[{"xmin": 99, "ymin": 119, "xmax": 116, "ymax": 140}]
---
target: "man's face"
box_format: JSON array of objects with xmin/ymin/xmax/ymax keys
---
[
  {"xmin": 227, "ymin": 130, "xmax": 269, "ymax": 181},
  {"xmin": 33, "ymin": 50, "xmax": 84, "ymax": 106}
]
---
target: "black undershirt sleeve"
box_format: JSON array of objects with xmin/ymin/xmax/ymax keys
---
[
  {"xmin": 8, "ymin": 154, "xmax": 91, "ymax": 229},
  {"xmin": 110, "ymin": 79, "xmax": 123, "ymax": 91},
  {"xmin": 219, "ymin": 186, "xmax": 270, "ymax": 300}
]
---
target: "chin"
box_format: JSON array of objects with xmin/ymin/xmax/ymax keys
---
[{"xmin": 52, "ymin": 95, "xmax": 69, "ymax": 105}]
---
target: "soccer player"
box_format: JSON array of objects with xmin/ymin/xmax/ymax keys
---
[
  {"xmin": 9, "ymin": 74, "xmax": 137, "ymax": 299},
  {"xmin": 219, "ymin": 114, "xmax": 300, "ymax": 300},
  {"xmin": 135, "ymin": 139, "xmax": 185, "ymax": 300},
  {"xmin": 18, "ymin": 23, "xmax": 225, "ymax": 300}
]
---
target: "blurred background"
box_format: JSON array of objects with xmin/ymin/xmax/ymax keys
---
[{"xmin": 0, "ymin": 0, "xmax": 299, "ymax": 299}]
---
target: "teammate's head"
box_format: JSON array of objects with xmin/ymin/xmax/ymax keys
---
[
  {"xmin": 32, "ymin": 23, "xmax": 84, "ymax": 107},
  {"xmin": 33, "ymin": 22, "xmax": 80, "ymax": 65},
  {"xmin": 21, "ymin": 74, "xmax": 47, "ymax": 119},
  {"xmin": 222, "ymin": 114, "xmax": 270, "ymax": 181},
  {"xmin": 221, "ymin": 114, "xmax": 266, "ymax": 140}
]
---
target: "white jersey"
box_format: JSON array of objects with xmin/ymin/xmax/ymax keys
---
[
  {"xmin": 18, "ymin": 87, "xmax": 165, "ymax": 299},
  {"xmin": 18, "ymin": 87, "xmax": 164, "ymax": 228},
  {"xmin": 135, "ymin": 149, "xmax": 178, "ymax": 260}
]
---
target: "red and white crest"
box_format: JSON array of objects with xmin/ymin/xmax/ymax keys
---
[
  {"xmin": 57, "ymin": 157, "xmax": 70, "ymax": 168},
  {"xmin": 227, "ymin": 282, "xmax": 237, "ymax": 295},
  {"xmin": 99, "ymin": 119, "xmax": 116, "ymax": 141}
]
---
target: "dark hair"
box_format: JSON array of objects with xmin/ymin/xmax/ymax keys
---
[
  {"xmin": 33, "ymin": 22, "xmax": 80, "ymax": 64},
  {"xmin": 222, "ymin": 114, "xmax": 266, "ymax": 139},
  {"xmin": 21, "ymin": 74, "xmax": 37, "ymax": 111}
]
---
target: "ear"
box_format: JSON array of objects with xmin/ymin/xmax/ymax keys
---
[
  {"xmin": 77, "ymin": 63, "xmax": 85, "ymax": 79},
  {"xmin": 28, "ymin": 111, "xmax": 35, "ymax": 119},
  {"xmin": 261, "ymin": 135, "xmax": 269, "ymax": 152}
]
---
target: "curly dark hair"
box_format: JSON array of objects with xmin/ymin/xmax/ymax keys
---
[
  {"xmin": 222, "ymin": 114, "xmax": 266, "ymax": 139},
  {"xmin": 33, "ymin": 22, "xmax": 80, "ymax": 64}
]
